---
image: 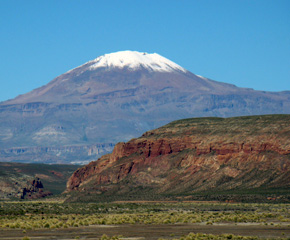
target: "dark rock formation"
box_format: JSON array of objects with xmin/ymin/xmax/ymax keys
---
[
  {"xmin": 21, "ymin": 178, "xmax": 52, "ymax": 199},
  {"xmin": 0, "ymin": 162, "xmax": 79, "ymax": 200}
]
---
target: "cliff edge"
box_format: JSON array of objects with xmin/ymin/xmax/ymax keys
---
[{"xmin": 65, "ymin": 115, "xmax": 290, "ymax": 199}]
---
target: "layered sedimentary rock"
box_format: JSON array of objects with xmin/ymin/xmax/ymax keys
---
[{"xmin": 66, "ymin": 115, "xmax": 290, "ymax": 196}]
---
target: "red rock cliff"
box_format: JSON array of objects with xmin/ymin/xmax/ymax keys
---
[{"xmin": 66, "ymin": 115, "xmax": 290, "ymax": 195}]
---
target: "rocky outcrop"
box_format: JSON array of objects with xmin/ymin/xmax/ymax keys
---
[
  {"xmin": 66, "ymin": 115, "xmax": 290, "ymax": 196},
  {"xmin": 0, "ymin": 162, "xmax": 79, "ymax": 200},
  {"xmin": 21, "ymin": 178, "xmax": 52, "ymax": 199}
]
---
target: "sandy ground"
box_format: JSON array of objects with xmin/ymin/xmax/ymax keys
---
[{"xmin": 0, "ymin": 223, "xmax": 289, "ymax": 240}]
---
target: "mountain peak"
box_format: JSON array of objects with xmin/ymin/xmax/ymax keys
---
[{"xmin": 87, "ymin": 50, "xmax": 187, "ymax": 73}]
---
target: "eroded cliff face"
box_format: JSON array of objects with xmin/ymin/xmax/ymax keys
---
[{"xmin": 66, "ymin": 115, "xmax": 290, "ymax": 196}]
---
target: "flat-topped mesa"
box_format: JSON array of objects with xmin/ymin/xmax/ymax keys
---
[
  {"xmin": 86, "ymin": 51, "xmax": 188, "ymax": 73},
  {"xmin": 65, "ymin": 115, "xmax": 290, "ymax": 195}
]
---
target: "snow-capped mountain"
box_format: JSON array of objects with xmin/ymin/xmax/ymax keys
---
[
  {"xmin": 5, "ymin": 51, "xmax": 237, "ymax": 104},
  {"xmin": 1, "ymin": 50, "xmax": 290, "ymax": 164},
  {"xmin": 87, "ymin": 51, "xmax": 187, "ymax": 73}
]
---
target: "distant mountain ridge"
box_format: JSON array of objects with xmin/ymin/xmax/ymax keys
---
[{"xmin": 1, "ymin": 51, "xmax": 290, "ymax": 164}]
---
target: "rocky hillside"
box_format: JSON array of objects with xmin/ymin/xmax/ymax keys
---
[
  {"xmin": 0, "ymin": 162, "xmax": 79, "ymax": 200},
  {"xmin": 66, "ymin": 115, "xmax": 290, "ymax": 199}
]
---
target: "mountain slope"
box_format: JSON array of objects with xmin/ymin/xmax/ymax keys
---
[
  {"xmin": 0, "ymin": 162, "xmax": 79, "ymax": 200},
  {"xmin": 65, "ymin": 115, "xmax": 290, "ymax": 199},
  {"xmin": 1, "ymin": 51, "xmax": 290, "ymax": 164}
]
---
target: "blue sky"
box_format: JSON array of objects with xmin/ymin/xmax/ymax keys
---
[{"xmin": 0, "ymin": 0, "xmax": 289, "ymax": 102}]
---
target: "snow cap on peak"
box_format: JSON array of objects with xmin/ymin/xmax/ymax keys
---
[{"xmin": 88, "ymin": 50, "xmax": 187, "ymax": 73}]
